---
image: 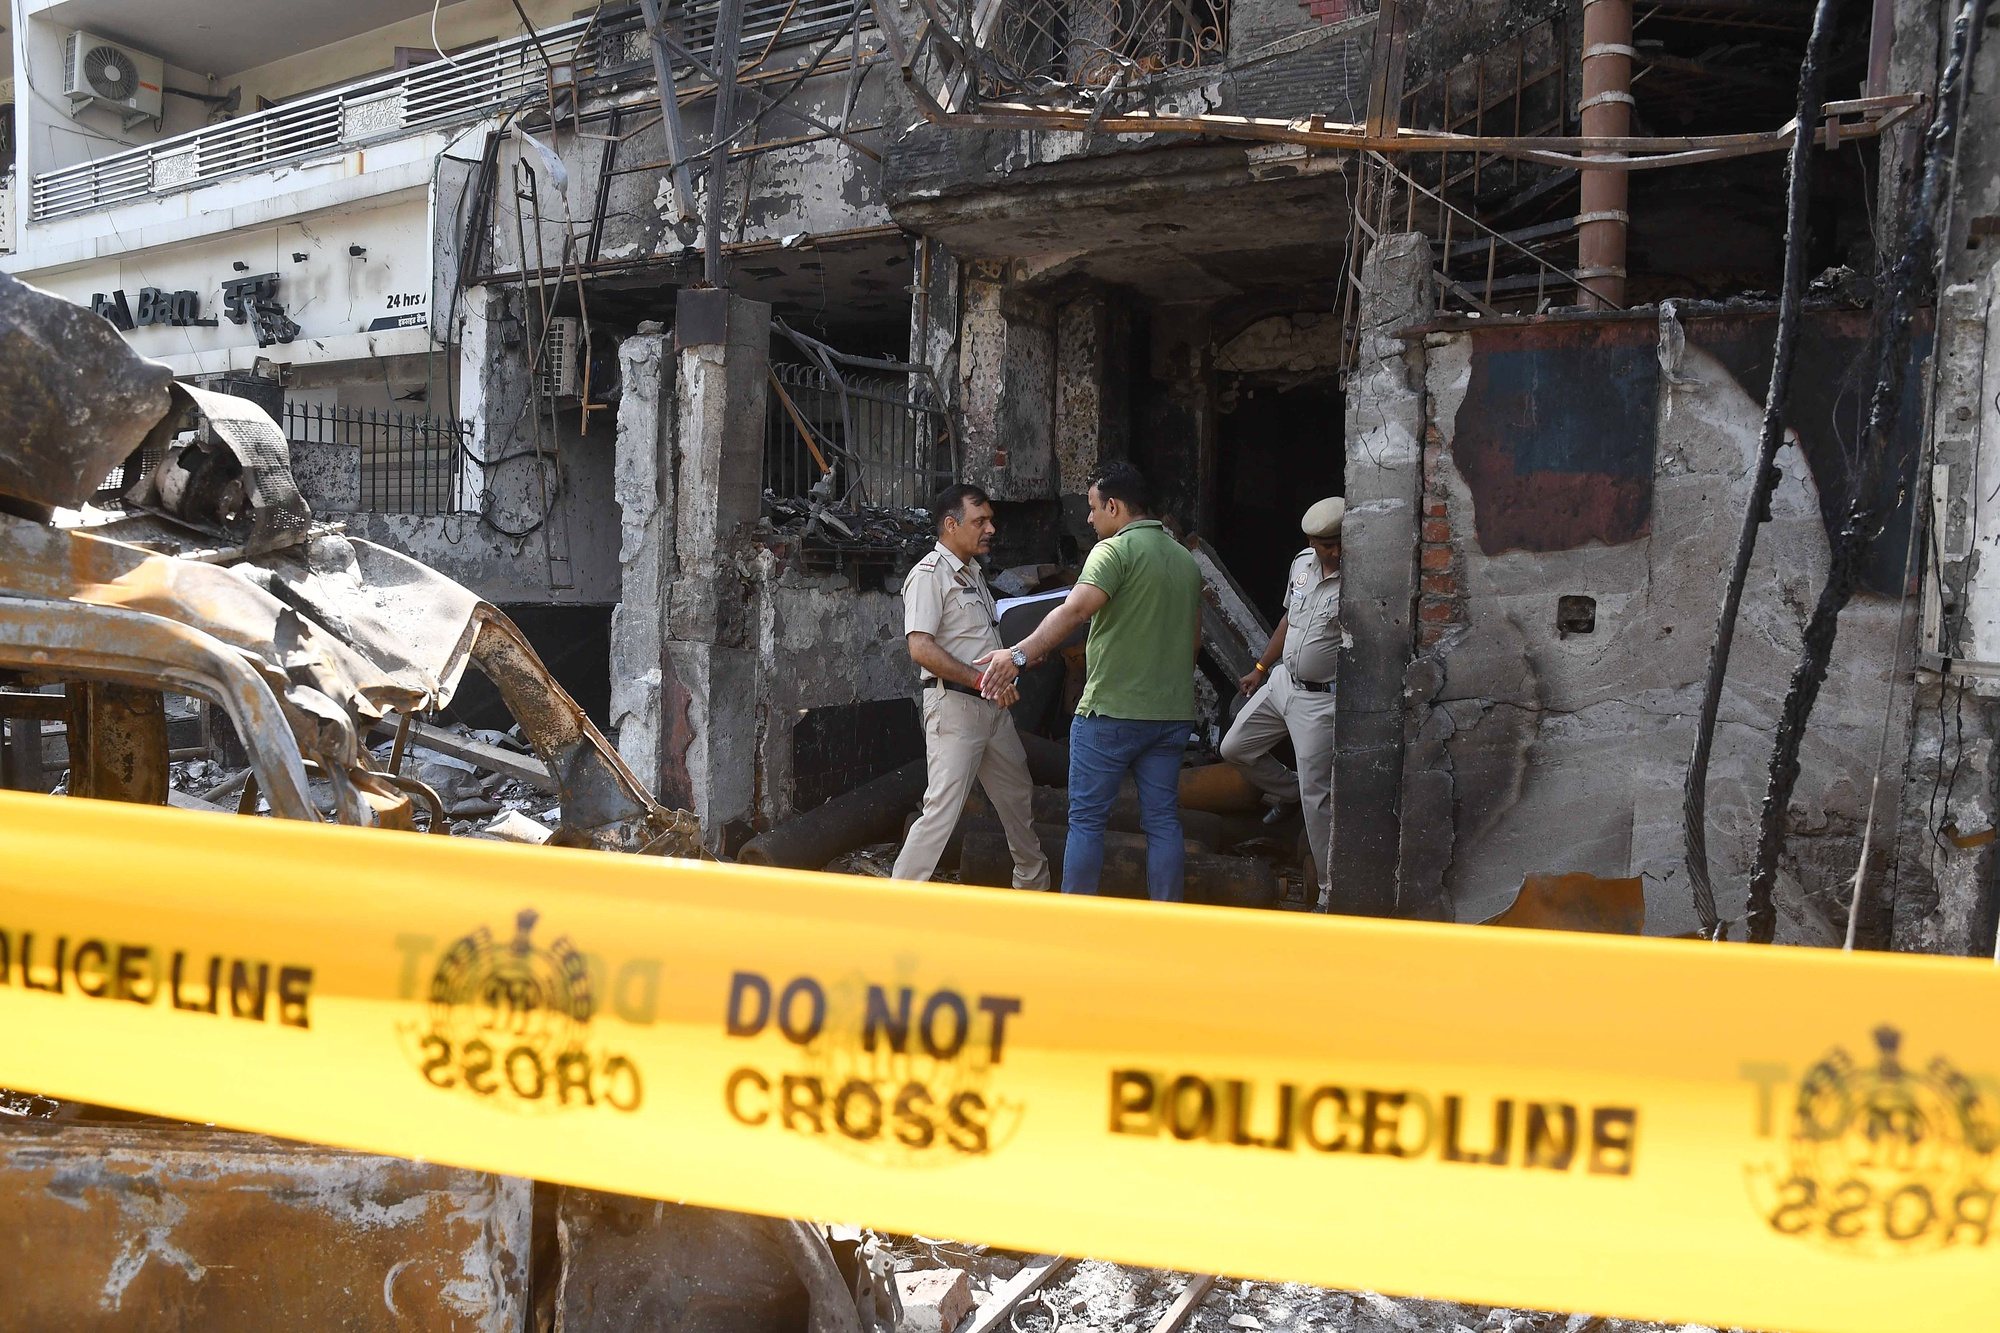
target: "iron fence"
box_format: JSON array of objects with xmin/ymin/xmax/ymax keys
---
[
  {"xmin": 764, "ymin": 362, "xmax": 953, "ymax": 509},
  {"xmin": 284, "ymin": 401, "xmax": 470, "ymax": 515}
]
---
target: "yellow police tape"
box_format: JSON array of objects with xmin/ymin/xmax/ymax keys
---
[{"xmin": 1, "ymin": 790, "xmax": 1996, "ymax": 1332}]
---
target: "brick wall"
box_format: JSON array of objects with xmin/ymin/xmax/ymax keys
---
[
  {"xmin": 1417, "ymin": 424, "xmax": 1466, "ymax": 649},
  {"xmin": 1299, "ymin": 0, "xmax": 1354, "ymax": 23}
]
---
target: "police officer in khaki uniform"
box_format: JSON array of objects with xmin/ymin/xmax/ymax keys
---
[
  {"xmin": 1220, "ymin": 496, "xmax": 1345, "ymax": 911},
  {"xmin": 891, "ymin": 484, "xmax": 1051, "ymax": 888}
]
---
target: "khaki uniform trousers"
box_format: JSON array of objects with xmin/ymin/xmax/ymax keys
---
[
  {"xmin": 1219, "ymin": 664, "xmax": 1335, "ymax": 895},
  {"xmin": 892, "ymin": 688, "xmax": 1051, "ymax": 888}
]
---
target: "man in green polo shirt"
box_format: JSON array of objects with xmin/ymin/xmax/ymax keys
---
[{"xmin": 975, "ymin": 463, "xmax": 1201, "ymax": 900}]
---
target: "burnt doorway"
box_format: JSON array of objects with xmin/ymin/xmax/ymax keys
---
[{"xmin": 1215, "ymin": 377, "xmax": 1345, "ymax": 622}]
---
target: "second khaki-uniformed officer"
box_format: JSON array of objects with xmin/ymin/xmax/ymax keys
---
[
  {"xmin": 890, "ymin": 484, "xmax": 1051, "ymax": 889},
  {"xmin": 1220, "ymin": 496, "xmax": 1346, "ymax": 911}
]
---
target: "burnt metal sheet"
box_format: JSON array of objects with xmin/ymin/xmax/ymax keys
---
[
  {"xmin": 0, "ymin": 271, "xmax": 174, "ymax": 512},
  {"xmin": 123, "ymin": 384, "xmax": 313, "ymax": 556},
  {"xmin": 0, "ymin": 1123, "xmax": 529, "ymax": 1331},
  {"xmin": 1451, "ymin": 320, "xmax": 1659, "ymax": 556}
]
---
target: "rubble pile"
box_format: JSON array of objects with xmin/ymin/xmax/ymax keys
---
[
  {"xmin": 369, "ymin": 730, "xmax": 561, "ymax": 836},
  {"xmin": 759, "ymin": 495, "xmax": 938, "ymax": 574},
  {"xmin": 154, "ymin": 723, "xmax": 562, "ymax": 834},
  {"xmin": 867, "ymin": 1251, "xmax": 1747, "ymax": 1333}
]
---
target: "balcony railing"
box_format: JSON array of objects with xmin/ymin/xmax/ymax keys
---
[
  {"xmin": 31, "ymin": 0, "xmax": 868, "ymax": 223},
  {"xmin": 765, "ymin": 361, "xmax": 953, "ymax": 509},
  {"xmin": 32, "ymin": 21, "xmax": 592, "ymax": 222}
]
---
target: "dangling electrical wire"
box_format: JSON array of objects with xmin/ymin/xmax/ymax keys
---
[
  {"xmin": 1742, "ymin": 0, "xmax": 1992, "ymax": 944},
  {"xmin": 1680, "ymin": 0, "xmax": 1846, "ymax": 941}
]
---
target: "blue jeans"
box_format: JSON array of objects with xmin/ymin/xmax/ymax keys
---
[{"xmin": 1064, "ymin": 714, "xmax": 1190, "ymax": 901}]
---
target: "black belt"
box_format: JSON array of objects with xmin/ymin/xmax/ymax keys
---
[
  {"xmin": 928, "ymin": 677, "xmax": 986, "ymax": 699},
  {"xmin": 1294, "ymin": 677, "xmax": 1333, "ymax": 694}
]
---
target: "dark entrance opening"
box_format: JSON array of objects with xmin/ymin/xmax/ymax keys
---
[
  {"xmin": 436, "ymin": 604, "xmax": 613, "ymax": 733},
  {"xmin": 1214, "ymin": 377, "xmax": 1345, "ymax": 622}
]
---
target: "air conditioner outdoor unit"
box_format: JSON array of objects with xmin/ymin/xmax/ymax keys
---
[
  {"xmin": 538, "ymin": 317, "xmax": 583, "ymax": 399},
  {"xmin": 64, "ymin": 32, "xmax": 164, "ymax": 130}
]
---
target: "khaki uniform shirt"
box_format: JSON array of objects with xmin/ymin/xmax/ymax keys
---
[
  {"xmin": 1280, "ymin": 548, "xmax": 1344, "ymax": 684},
  {"xmin": 902, "ymin": 542, "xmax": 1002, "ymax": 681}
]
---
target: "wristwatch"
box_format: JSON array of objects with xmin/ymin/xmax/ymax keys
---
[{"xmin": 1009, "ymin": 648, "xmax": 1029, "ymax": 669}]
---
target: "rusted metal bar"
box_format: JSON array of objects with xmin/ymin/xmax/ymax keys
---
[
  {"xmin": 1362, "ymin": 0, "xmax": 1406, "ymax": 139},
  {"xmin": 920, "ymin": 95, "xmax": 1916, "ymax": 170},
  {"xmin": 770, "ymin": 368, "xmax": 836, "ymax": 476},
  {"xmin": 1866, "ymin": 0, "xmax": 1894, "ymax": 96},
  {"xmin": 0, "ymin": 689, "xmax": 66, "ymax": 721},
  {"xmin": 1577, "ymin": 0, "xmax": 1634, "ymax": 309},
  {"xmin": 1150, "ymin": 1275, "xmax": 1218, "ymax": 1333},
  {"xmin": 66, "ymin": 682, "xmax": 169, "ymax": 807},
  {"xmin": 388, "ymin": 710, "xmax": 412, "ymax": 775},
  {"xmin": 964, "ymin": 1257, "xmax": 1070, "ymax": 1333}
]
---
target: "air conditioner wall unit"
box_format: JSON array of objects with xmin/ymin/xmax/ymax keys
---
[
  {"xmin": 538, "ymin": 317, "xmax": 582, "ymax": 399},
  {"xmin": 64, "ymin": 32, "xmax": 164, "ymax": 130}
]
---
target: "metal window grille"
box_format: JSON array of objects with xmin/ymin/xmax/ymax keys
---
[
  {"xmin": 765, "ymin": 363, "xmax": 954, "ymax": 509},
  {"xmin": 284, "ymin": 401, "xmax": 470, "ymax": 515},
  {"xmin": 980, "ymin": 0, "xmax": 1229, "ymax": 89}
]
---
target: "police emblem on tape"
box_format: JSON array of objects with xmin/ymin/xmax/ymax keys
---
[
  {"xmin": 1753, "ymin": 1025, "xmax": 1997, "ymax": 1251},
  {"xmin": 412, "ymin": 909, "xmax": 642, "ymax": 1111}
]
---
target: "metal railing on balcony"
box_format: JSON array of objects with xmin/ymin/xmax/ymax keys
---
[
  {"xmin": 765, "ymin": 362, "xmax": 954, "ymax": 509},
  {"xmin": 31, "ymin": 0, "xmax": 873, "ymax": 223},
  {"xmin": 32, "ymin": 21, "xmax": 593, "ymax": 221}
]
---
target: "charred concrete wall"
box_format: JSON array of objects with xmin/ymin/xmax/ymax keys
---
[
  {"xmin": 1399, "ymin": 308, "xmax": 1920, "ymax": 943},
  {"xmin": 1890, "ymin": 1, "xmax": 2000, "ymax": 957},
  {"xmin": 749, "ymin": 555, "xmax": 917, "ymax": 830},
  {"xmin": 293, "ymin": 283, "xmax": 624, "ymax": 606},
  {"xmin": 474, "ymin": 47, "xmax": 902, "ymax": 280}
]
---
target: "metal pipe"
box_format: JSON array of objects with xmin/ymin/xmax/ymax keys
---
[
  {"xmin": 704, "ymin": 0, "xmax": 747, "ymax": 287},
  {"xmin": 1578, "ymin": 0, "xmax": 1634, "ymax": 309},
  {"xmin": 1866, "ymin": 0, "xmax": 1895, "ymax": 97}
]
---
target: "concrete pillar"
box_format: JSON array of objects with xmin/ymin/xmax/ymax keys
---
[
  {"xmin": 610, "ymin": 324, "xmax": 677, "ymax": 798},
  {"xmin": 1894, "ymin": 277, "xmax": 2000, "ymax": 954},
  {"xmin": 1890, "ymin": 25, "xmax": 2000, "ymax": 955},
  {"xmin": 1138, "ymin": 311, "xmax": 1216, "ymax": 534},
  {"xmin": 1053, "ymin": 290, "xmax": 1131, "ymax": 546},
  {"xmin": 958, "ymin": 262, "xmax": 1056, "ymax": 501},
  {"xmin": 455, "ymin": 286, "xmax": 507, "ymax": 511},
  {"xmin": 662, "ymin": 289, "xmax": 770, "ymax": 850},
  {"xmin": 1331, "ymin": 232, "xmax": 1433, "ymax": 917}
]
